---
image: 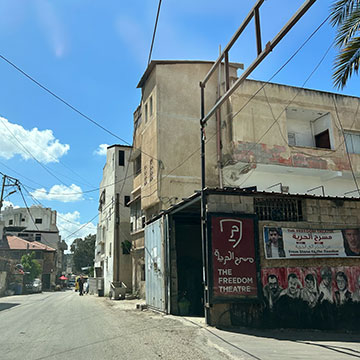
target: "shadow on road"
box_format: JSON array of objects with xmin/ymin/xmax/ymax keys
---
[{"xmin": 0, "ymin": 303, "xmax": 20, "ymax": 312}]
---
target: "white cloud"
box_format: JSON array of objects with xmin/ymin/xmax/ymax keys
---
[
  {"xmin": 35, "ymin": 0, "xmax": 68, "ymax": 58},
  {"xmin": 2, "ymin": 200, "xmax": 19, "ymax": 209},
  {"xmin": 30, "ymin": 184, "xmax": 84, "ymax": 203},
  {"xmin": 57, "ymin": 211, "xmax": 96, "ymax": 250},
  {"xmin": 0, "ymin": 116, "xmax": 69, "ymax": 163},
  {"xmin": 94, "ymin": 144, "xmax": 109, "ymax": 156}
]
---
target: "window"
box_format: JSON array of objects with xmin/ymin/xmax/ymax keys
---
[
  {"xmin": 121, "ymin": 240, "xmax": 131, "ymax": 255},
  {"xmin": 99, "ymin": 189, "xmax": 106, "ymax": 211},
  {"xmin": 130, "ymin": 198, "xmax": 144, "ymax": 233},
  {"xmin": 9, "ymin": 219, "xmax": 13, "ymax": 225},
  {"xmin": 145, "ymin": 103, "xmax": 148, "ymax": 123},
  {"xmin": 344, "ymin": 132, "xmax": 360, "ymax": 154},
  {"xmin": 35, "ymin": 218, "xmax": 42, "ymax": 224},
  {"xmin": 149, "ymin": 96, "xmax": 153, "ymax": 116},
  {"xmin": 21, "ymin": 217, "xmax": 25, "ymax": 222},
  {"xmin": 287, "ymin": 108, "xmax": 332, "ymax": 149},
  {"xmin": 255, "ymin": 197, "xmax": 303, "ymax": 221},
  {"xmin": 124, "ymin": 196, "xmax": 130, "ymax": 207},
  {"xmin": 134, "ymin": 155, "xmax": 141, "ymax": 175},
  {"xmin": 35, "ymin": 234, "xmax": 41, "ymax": 242},
  {"xmin": 119, "ymin": 150, "xmax": 125, "ymax": 166}
]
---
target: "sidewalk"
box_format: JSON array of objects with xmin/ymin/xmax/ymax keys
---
[{"xmin": 101, "ymin": 297, "xmax": 360, "ymax": 359}]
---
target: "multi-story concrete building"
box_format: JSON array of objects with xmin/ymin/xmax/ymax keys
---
[
  {"xmin": 130, "ymin": 60, "xmax": 360, "ymax": 299},
  {"xmin": 94, "ymin": 144, "xmax": 133, "ymax": 296},
  {"xmin": 1, "ymin": 205, "xmax": 67, "ymax": 281}
]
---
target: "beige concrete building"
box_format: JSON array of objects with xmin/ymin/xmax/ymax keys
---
[
  {"xmin": 130, "ymin": 60, "xmax": 242, "ymax": 297},
  {"xmin": 131, "ymin": 60, "xmax": 360, "ymax": 301},
  {"xmin": 95, "ymin": 144, "xmax": 133, "ymax": 296}
]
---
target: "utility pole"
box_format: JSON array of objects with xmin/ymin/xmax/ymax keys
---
[{"xmin": 0, "ymin": 174, "xmax": 19, "ymax": 213}]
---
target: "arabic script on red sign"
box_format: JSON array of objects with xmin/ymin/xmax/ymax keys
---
[{"xmin": 211, "ymin": 216, "xmax": 258, "ymax": 299}]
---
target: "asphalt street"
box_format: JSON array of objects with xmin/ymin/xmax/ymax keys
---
[{"xmin": 1, "ymin": 291, "xmax": 360, "ymax": 360}]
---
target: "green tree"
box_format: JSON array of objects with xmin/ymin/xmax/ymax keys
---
[
  {"xmin": 21, "ymin": 252, "xmax": 42, "ymax": 282},
  {"xmin": 72, "ymin": 234, "xmax": 96, "ymax": 274},
  {"xmin": 330, "ymin": 0, "xmax": 360, "ymax": 88}
]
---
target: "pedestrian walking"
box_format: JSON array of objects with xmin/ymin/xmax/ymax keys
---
[{"xmin": 78, "ymin": 275, "xmax": 84, "ymax": 296}]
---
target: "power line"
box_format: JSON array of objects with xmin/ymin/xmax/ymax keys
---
[
  {"xmin": 148, "ymin": 0, "xmax": 163, "ymax": 65},
  {"xmin": 0, "ymin": 116, "xmax": 68, "ymax": 186},
  {"xmin": 0, "ymin": 54, "xmax": 158, "ymax": 162}
]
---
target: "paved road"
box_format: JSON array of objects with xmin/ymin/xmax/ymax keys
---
[
  {"xmin": 0, "ymin": 290, "xmax": 229, "ymax": 360},
  {"xmin": 1, "ymin": 291, "xmax": 360, "ymax": 360}
]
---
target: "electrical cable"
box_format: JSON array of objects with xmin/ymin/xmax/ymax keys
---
[
  {"xmin": 0, "ymin": 116, "xmax": 69, "ymax": 186},
  {"xmin": 148, "ymin": 0, "xmax": 163, "ymax": 65},
  {"xmin": 0, "ymin": 54, "xmax": 158, "ymax": 162}
]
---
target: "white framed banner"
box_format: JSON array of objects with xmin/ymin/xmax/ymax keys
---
[{"xmin": 263, "ymin": 227, "xmax": 360, "ymax": 259}]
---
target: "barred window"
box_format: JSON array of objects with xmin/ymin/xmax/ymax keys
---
[{"xmin": 255, "ymin": 197, "xmax": 303, "ymax": 221}]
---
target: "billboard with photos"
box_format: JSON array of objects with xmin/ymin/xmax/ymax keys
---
[{"xmin": 263, "ymin": 226, "xmax": 360, "ymax": 259}]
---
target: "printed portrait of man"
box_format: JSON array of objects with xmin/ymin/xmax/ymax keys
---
[
  {"xmin": 334, "ymin": 271, "xmax": 352, "ymax": 306},
  {"xmin": 265, "ymin": 227, "xmax": 285, "ymax": 258},
  {"xmin": 280, "ymin": 273, "xmax": 302, "ymax": 299},
  {"xmin": 342, "ymin": 229, "xmax": 360, "ymax": 256},
  {"xmin": 318, "ymin": 267, "xmax": 333, "ymax": 303},
  {"xmin": 263, "ymin": 274, "xmax": 283, "ymax": 309}
]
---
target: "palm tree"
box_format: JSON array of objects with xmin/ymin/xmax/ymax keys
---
[{"xmin": 330, "ymin": 0, "xmax": 360, "ymax": 89}]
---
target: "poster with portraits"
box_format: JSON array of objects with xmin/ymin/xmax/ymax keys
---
[{"xmin": 263, "ymin": 226, "xmax": 360, "ymax": 259}]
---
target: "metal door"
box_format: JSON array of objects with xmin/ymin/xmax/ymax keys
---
[{"xmin": 145, "ymin": 217, "xmax": 166, "ymax": 311}]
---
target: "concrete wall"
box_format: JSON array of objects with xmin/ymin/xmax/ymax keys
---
[
  {"xmin": 206, "ymin": 193, "xmax": 360, "ymax": 329},
  {"xmin": 222, "ymin": 80, "xmax": 360, "ymax": 198}
]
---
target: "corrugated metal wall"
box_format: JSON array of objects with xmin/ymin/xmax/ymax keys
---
[{"xmin": 145, "ymin": 218, "xmax": 166, "ymax": 312}]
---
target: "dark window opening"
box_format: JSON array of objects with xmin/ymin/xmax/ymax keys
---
[
  {"xmin": 35, "ymin": 234, "xmax": 41, "ymax": 242},
  {"xmin": 141, "ymin": 264, "xmax": 145, "ymax": 281},
  {"xmin": 9, "ymin": 219, "xmax": 13, "ymax": 225},
  {"xmin": 119, "ymin": 150, "xmax": 125, "ymax": 166},
  {"xmin": 255, "ymin": 197, "xmax": 303, "ymax": 221},
  {"xmin": 124, "ymin": 196, "xmax": 130, "ymax": 207},
  {"xmin": 121, "ymin": 240, "xmax": 132, "ymax": 255},
  {"xmin": 315, "ymin": 130, "xmax": 331, "ymax": 149},
  {"xmin": 35, "ymin": 218, "xmax": 42, "ymax": 224},
  {"xmin": 134, "ymin": 155, "xmax": 141, "ymax": 175}
]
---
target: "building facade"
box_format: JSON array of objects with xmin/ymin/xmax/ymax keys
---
[
  {"xmin": 131, "ymin": 60, "xmax": 360, "ymax": 322},
  {"xmin": 94, "ymin": 144, "xmax": 133, "ymax": 296},
  {"xmin": 1, "ymin": 205, "xmax": 67, "ymax": 279}
]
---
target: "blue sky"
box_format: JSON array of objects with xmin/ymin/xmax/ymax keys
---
[{"xmin": 0, "ymin": 0, "xmax": 358, "ymax": 248}]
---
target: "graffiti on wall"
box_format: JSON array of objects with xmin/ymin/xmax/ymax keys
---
[
  {"xmin": 263, "ymin": 227, "xmax": 360, "ymax": 259},
  {"xmin": 261, "ymin": 266, "xmax": 360, "ymax": 329}
]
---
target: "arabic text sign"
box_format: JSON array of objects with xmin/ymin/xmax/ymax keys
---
[
  {"xmin": 264, "ymin": 227, "xmax": 347, "ymax": 259},
  {"xmin": 211, "ymin": 216, "xmax": 258, "ymax": 299}
]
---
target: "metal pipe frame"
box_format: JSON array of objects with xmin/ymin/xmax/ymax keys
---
[{"xmin": 200, "ymin": 0, "xmax": 316, "ymax": 126}]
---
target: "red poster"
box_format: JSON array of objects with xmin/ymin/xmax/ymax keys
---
[{"xmin": 211, "ymin": 216, "xmax": 258, "ymax": 300}]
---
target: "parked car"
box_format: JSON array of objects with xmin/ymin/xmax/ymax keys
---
[{"xmin": 25, "ymin": 278, "xmax": 42, "ymax": 293}]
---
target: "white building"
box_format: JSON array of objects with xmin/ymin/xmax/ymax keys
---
[
  {"xmin": 95, "ymin": 145, "xmax": 133, "ymax": 296},
  {"xmin": 2, "ymin": 205, "xmax": 67, "ymax": 280}
]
